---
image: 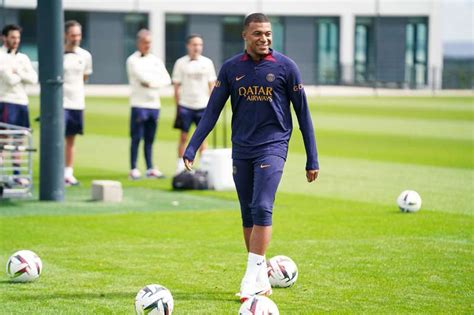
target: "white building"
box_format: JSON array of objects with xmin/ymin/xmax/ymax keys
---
[{"xmin": 1, "ymin": 0, "xmax": 443, "ymax": 88}]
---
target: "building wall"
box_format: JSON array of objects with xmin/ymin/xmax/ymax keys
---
[{"xmin": 1, "ymin": 0, "xmax": 443, "ymax": 88}]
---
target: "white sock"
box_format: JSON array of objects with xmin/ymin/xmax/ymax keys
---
[
  {"xmin": 176, "ymin": 158, "xmax": 185, "ymax": 173},
  {"xmin": 257, "ymin": 257, "xmax": 268, "ymax": 283},
  {"xmin": 242, "ymin": 252, "xmax": 265, "ymax": 284},
  {"xmin": 65, "ymin": 167, "xmax": 73, "ymax": 178}
]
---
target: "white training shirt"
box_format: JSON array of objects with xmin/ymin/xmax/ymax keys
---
[
  {"xmin": 0, "ymin": 46, "xmax": 38, "ymax": 106},
  {"xmin": 172, "ymin": 55, "xmax": 217, "ymax": 110},
  {"xmin": 126, "ymin": 51, "xmax": 171, "ymax": 109},
  {"xmin": 63, "ymin": 46, "xmax": 93, "ymax": 110}
]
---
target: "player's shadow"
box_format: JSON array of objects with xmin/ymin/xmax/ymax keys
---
[
  {"xmin": 0, "ymin": 282, "xmax": 238, "ymax": 303},
  {"xmin": 173, "ymin": 291, "xmax": 238, "ymax": 303}
]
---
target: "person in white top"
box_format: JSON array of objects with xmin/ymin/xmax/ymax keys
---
[
  {"xmin": 63, "ymin": 20, "xmax": 93, "ymax": 186},
  {"xmin": 126, "ymin": 29, "xmax": 171, "ymax": 180},
  {"xmin": 172, "ymin": 34, "xmax": 216, "ymax": 174},
  {"xmin": 0, "ymin": 24, "xmax": 38, "ymax": 187}
]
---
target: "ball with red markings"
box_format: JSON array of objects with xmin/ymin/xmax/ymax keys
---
[
  {"xmin": 238, "ymin": 295, "xmax": 279, "ymax": 315},
  {"xmin": 267, "ymin": 255, "xmax": 298, "ymax": 288},
  {"xmin": 6, "ymin": 250, "xmax": 42, "ymax": 282}
]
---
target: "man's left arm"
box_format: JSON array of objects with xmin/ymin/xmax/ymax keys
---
[
  {"xmin": 147, "ymin": 59, "xmax": 171, "ymax": 89},
  {"xmin": 287, "ymin": 61, "xmax": 319, "ymax": 182},
  {"xmin": 17, "ymin": 56, "xmax": 38, "ymax": 85}
]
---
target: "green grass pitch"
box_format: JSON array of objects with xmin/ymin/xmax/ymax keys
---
[{"xmin": 0, "ymin": 95, "xmax": 473, "ymax": 314}]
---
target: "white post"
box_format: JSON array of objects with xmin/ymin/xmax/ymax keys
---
[
  {"xmin": 150, "ymin": 8, "xmax": 166, "ymax": 62},
  {"xmin": 340, "ymin": 12, "xmax": 355, "ymax": 84},
  {"xmin": 428, "ymin": 0, "xmax": 443, "ymax": 90}
]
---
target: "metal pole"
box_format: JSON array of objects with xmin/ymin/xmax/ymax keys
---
[{"xmin": 37, "ymin": 0, "xmax": 64, "ymax": 201}]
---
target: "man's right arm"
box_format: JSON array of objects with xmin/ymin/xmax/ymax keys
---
[{"xmin": 183, "ymin": 66, "xmax": 230, "ymax": 165}]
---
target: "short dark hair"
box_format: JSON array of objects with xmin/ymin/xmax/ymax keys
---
[
  {"xmin": 243, "ymin": 13, "xmax": 270, "ymax": 29},
  {"xmin": 186, "ymin": 34, "xmax": 203, "ymax": 44},
  {"xmin": 2, "ymin": 24, "xmax": 22, "ymax": 37},
  {"xmin": 65, "ymin": 20, "xmax": 81, "ymax": 33}
]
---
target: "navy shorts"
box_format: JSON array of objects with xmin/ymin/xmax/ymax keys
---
[
  {"xmin": 173, "ymin": 105, "xmax": 205, "ymax": 133},
  {"xmin": 233, "ymin": 155, "xmax": 285, "ymax": 227},
  {"xmin": 64, "ymin": 109, "xmax": 84, "ymax": 136},
  {"xmin": 0, "ymin": 102, "xmax": 30, "ymax": 128},
  {"xmin": 130, "ymin": 107, "xmax": 160, "ymax": 140}
]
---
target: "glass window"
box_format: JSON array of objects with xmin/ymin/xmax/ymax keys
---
[
  {"xmin": 18, "ymin": 9, "xmax": 37, "ymax": 61},
  {"xmin": 405, "ymin": 18, "xmax": 428, "ymax": 87},
  {"xmin": 269, "ymin": 16, "xmax": 284, "ymax": 53},
  {"xmin": 222, "ymin": 16, "xmax": 244, "ymax": 61},
  {"xmin": 165, "ymin": 14, "xmax": 188, "ymax": 73},
  {"xmin": 354, "ymin": 17, "xmax": 375, "ymax": 84},
  {"xmin": 316, "ymin": 17, "xmax": 339, "ymax": 84}
]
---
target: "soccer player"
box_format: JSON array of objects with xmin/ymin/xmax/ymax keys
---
[
  {"xmin": 63, "ymin": 20, "xmax": 93, "ymax": 186},
  {"xmin": 172, "ymin": 34, "xmax": 216, "ymax": 174},
  {"xmin": 0, "ymin": 24, "xmax": 38, "ymax": 186},
  {"xmin": 183, "ymin": 13, "xmax": 319, "ymax": 302},
  {"xmin": 126, "ymin": 29, "xmax": 171, "ymax": 180}
]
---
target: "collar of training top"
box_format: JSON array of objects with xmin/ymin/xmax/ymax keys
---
[
  {"xmin": 1, "ymin": 45, "xmax": 19, "ymax": 55},
  {"xmin": 240, "ymin": 48, "xmax": 276, "ymax": 63},
  {"xmin": 64, "ymin": 46, "xmax": 78, "ymax": 54}
]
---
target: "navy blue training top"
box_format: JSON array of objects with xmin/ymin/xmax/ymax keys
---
[{"xmin": 183, "ymin": 49, "xmax": 319, "ymax": 170}]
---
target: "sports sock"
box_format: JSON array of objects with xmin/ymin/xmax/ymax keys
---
[
  {"xmin": 242, "ymin": 252, "xmax": 265, "ymax": 285},
  {"xmin": 176, "ymin": 158, "xmax": 185, "ymax": 173},
  {"xmin": 256, "ymin": 256, "xmax": 268, "ymax": 283},
  {"xmin": 64, "ymin": 167, "xmax": 73, "ymax": 178}
]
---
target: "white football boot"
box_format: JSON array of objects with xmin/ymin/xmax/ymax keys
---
[
  {"xmin": 64, "ymin": 175, "xmax": 80, "ymax": 187},
  {"xmin": 146, "ymin": 168, "xmax": 165, "ymax": 179},
  {"xmin": 129, "ymin": 168, "xmax": 142, "ymax": 180},
  {"xmin": 237, "ymin": 261, "xmax": 272, "ymax": 303}
]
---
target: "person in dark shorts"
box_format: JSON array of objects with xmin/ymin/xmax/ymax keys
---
[
  {"xmin": 171, "ymin": 34, "xmax": 216, "ymax": 174},
  {"xmin": 0, "ymin": 24, "xmax": 38, "ymax": 186}
]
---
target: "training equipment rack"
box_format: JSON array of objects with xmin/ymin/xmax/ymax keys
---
[{"xmin": 0, "ymin": 122, "xmax": 36, "ymax": 199}]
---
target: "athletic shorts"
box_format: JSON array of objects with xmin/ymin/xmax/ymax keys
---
[
  {"xmin": 232, "ymin": 155, "xmax": 285, "ymax": 228},
  {"xmin": 0, "ymin": 102, "xmax": 30, "ymax": 128},
  {"xmin": 64, "ymin": 109, "xmax": 84, "ymax": 136},
  {"xmin": 173, "ymin": 105, "xmax": 205, "ymax": 133},
  {"xmin": 130, "ymin": 107, "xmax": 160, "ymax": 139}
]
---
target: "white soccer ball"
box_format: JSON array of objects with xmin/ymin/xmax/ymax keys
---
[
  {"xmin": 397, "ymin": 190, "xmax": 422, "ymax": 212},
  {"xmin": 135, "ymin": 284, "xmax": 174, "ymax": 315},
  {"xmin": 6, "ymin": 250, "xmax": 42, "ymax": 282},
  {"xmin": 267, "ymin": 255, "xmax": 298, "ymax": 288},
  {"xmin": 238, "ymin": 295, "xmax": 279, "ymax": 315}
]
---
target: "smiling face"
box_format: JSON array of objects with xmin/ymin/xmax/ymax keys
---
[{"xmin": 242, "ymin": 21, "xmax": 272, "ymax": 58}]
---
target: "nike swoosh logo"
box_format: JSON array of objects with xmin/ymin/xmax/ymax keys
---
[
  {"xmin": 260, "ymin": 164, "xmax": 271, "ymax": 169},
  {"xmin": 236, "ymin": 75, "xmax": 246, "ymax": 81}
]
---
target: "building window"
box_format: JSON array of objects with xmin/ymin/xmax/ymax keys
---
[
  {"xmin": 269, "ymin": 16, "xmax": 284, "ymax": 53},
  {"xmin": 165, "ymin": 14, "xmax": 188, "ymax": 72},
  {"xmin": 405, "ymin": 18, "xmax": 428, "ymax": 87},
  {"xmin": 124, "ymin": 13, "xmax": 149, "ymax": 58},
  {"xmin": 354, "ymin": 17, "xmax": 375, "ymax": 84},
  {"xmin": 222, "ymin": 16, "xmax": 244, "ymax": 61},
  {"xmin": 316, "ymin": 17, "xmax": 339, "ymax": 84},
  {"xmin": 18, "ymin": 9, "xmax": 37, "ymax": 61}
]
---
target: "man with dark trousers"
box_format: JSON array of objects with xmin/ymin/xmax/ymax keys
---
[{"xmin": 183, "ymin": 13, "xmax": 319, "ymax": 302}]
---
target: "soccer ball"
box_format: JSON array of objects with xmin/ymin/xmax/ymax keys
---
[
  {"xmin": 267, "ymin": 255, "xmax": 298, "ymax": 288},
  {"xmin": 135, "ymin": 284, "xmax": 174, "ymax": 315},
  {"xmin": 239, "ymin": 295, "xmax": 279, "ymax": 315},
  {"xmin": 6, "ymin": 250, "xmax": 42, "ymax": 282},
  {"xmin": 397, "ymin": 190, "xmax": 422, "ymax": 212}
]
